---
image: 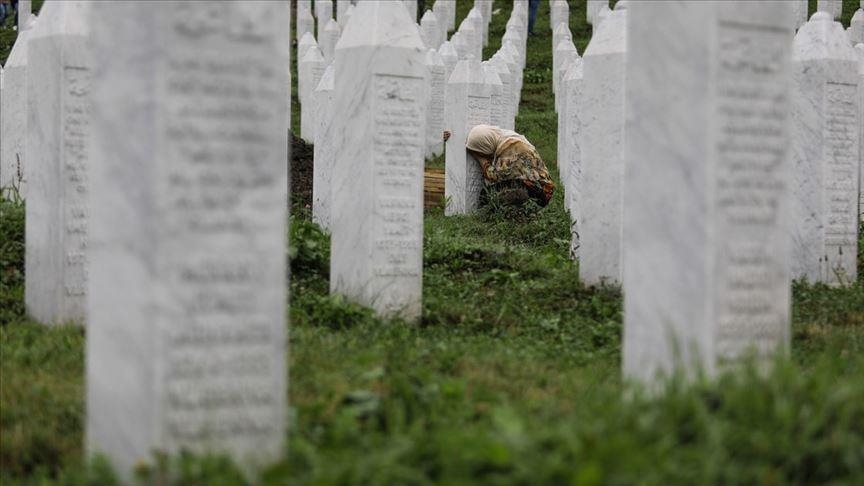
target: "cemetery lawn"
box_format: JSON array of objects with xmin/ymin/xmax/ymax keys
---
[{"xmin": 2, "ymin": 0, "xmax": 864, "ymax": 484}]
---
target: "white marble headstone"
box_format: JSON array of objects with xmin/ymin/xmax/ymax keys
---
[
  {"xmin": 562, "ymin": 58, "xmax": 584, "ymax": 258},
  {"xmin": 297, "ymin": 32, "xmax": 317, "ymax": 92},
  {"xmin": 445, "ymin": 58, "xmax": 489, "ymax": 216},
  {"xmin": 313, "ymin": 65, "xmax": 335, "ymax": 230},
  {"xmin": 300, "ymin": 46, "xmax": 325, "ymax": 142},
  {"xmin": 297, "ymin": 1, "xmax": 313, "ymax": 40},
  {"xmin": 25, "ymin": 1, "xmax": 91, "ymax": 326},
  {"xmin": 320, "ymin": 18, "xmax": 341, "ymax": 64},
  {"xmin": 487, "ymin": 56, "xmax": 514, "ymax": 130},
  {"xmin": 403, "ymin": 0, "xmax": 418, "ymax": 22},
  {"xmin": 483, "ymin": 62, "xmax": 505, "ymax": 128},
  {"xmin": 420, "ymin": 9, "xmax": 441, "ymax": 50},
  {"xmin": 624, "ymin": 0, "xmax": 793, "ymax": 384},
  {"xmin": 580, "ymin": 2, "xmax": 627, "ymax": 285},
  {"xmin": 850, "ymin": 9, "xmax": 864, "ymax": 45},
  {"xmin": 0, "ymin": 14, "xmax": 37, "ymax": 193},
  {"xmin": 87, "ymin": 1, "xmax": 289, "ymax": 478},
  {"xmin": 439, "ymin": 40, "xmax": 459, "ymax": 80},
  {"xmin": 587, "ymin": 0, "xmax": 607, "ymax": 26},
  {"xmin": 315, "ymin": 0, "xmax": 333, "ymax": 28},
  {"xmin": 330, "ymin": 1, "xmax": 426, "ymax": 321},
  {"xmin": 792, "ymin": 1, "xmax": 809, "ymax": 31},
  {"xmin": 553, "ymin": 40, "xmax": 576, "ymax": 101},
  {"xmin": 857, "ymin": 43, "xmax": 864, "ymax": 223},
  {"xmin": 792, "ymin": 12, "xmax": 860, "ymax": 285},
  {"xmin": 425, "ymin": 49, "xmax": 446, "ymax": 158}
]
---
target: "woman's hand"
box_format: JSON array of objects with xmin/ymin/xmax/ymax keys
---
[{"xmin": 442, "ymin": 130, "xmax": 451, "ymax": 142}]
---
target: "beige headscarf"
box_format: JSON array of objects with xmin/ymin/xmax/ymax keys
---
[{"xmin": 465, "ymin": 124, "xmax": 533, "ymax": 157}]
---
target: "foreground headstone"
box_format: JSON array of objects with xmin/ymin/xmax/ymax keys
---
[
  {"xmin": 87, "ymin": 2, "xmax": 289, "ymax": 477},
  {"xmin": 313, "ymin": 65, "xmax": 335, "ymax": 230},
  {"xmin": 25, "ymin": 1, "xmax": 91, "ymax": 326},
  {"xmin": 624, "ymin": 0, "xmax": 793, "ymax": 384},
  {"xmin": 0, "ymin": 11, "xmax": 36, "ymax": 192},
  {"xmin": 791, "ymin": 12, "xmax": 860, "ymax": 285},
  {"xmin": 445, "ymin": 58, "xmax": 489, "ymax": 216},
  {"xmin": 425, "ymin": 49, "xmax": 446, "ymax": 158},
  {"xmin": 580, "ymin": 2, "xmax": 627, "ymax": 285},
  {"xmin": 330, "ymin": 1, "xmax": 426, "ymax": 320}
]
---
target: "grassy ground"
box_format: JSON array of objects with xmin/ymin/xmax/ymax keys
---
[{"xmin": 2, "ymin": 1, "xmax": 864, "ymax": 484}]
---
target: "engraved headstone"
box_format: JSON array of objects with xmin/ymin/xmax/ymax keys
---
[
  {"xmin": 557, "ymin": 52, "xmax": 580, "ymax": 209},
  {"xmin": 488, "ymin": 55, "xmax": 514, "ymax": 130},
  {"xmin": 483, "ymin": 62, "xmax": 505, "ymax": 128},
  {"xmin": 466, "ymin": 8, "xmax": 484, "ymax": 55},
  {"xmin": 562, "ymin": 58, "xmax": 584, "ymax": 257},
  {"xmin": 439, "ymin": 40, "xmax": 459, "ymax": 80},
  {"xmin": 501, "ymin": 42, "xmax": 523, "ymax": 109},
  {"xmin": 451, "ymin": 31, "xmax": 469, "ymax": 60},
  {"xmin": 792, "ymin": 12, "xmax": 860, "ymax": 285},
  {"xmin": 421, "ymin": 9, "xmax": 441, "ymax": 50},
  {"xmin": 313, "ymin": 65, "xmax": 335, "ymax": 230},
  {"xmin": 297, "ymin": 32, "xmax": 317, "ymax": 89},
  {"xmin": 553, "ymin": 40, "xmax": 576, "ymax": 102},
  {"xmin": 458, "ymin": 19, "xmax": 480, "ymax": 62},
  {"xmin": 0, "ymin": 13, "xmax": 37, "ymax": 193},
  {"xmin": 300, "ymin": 46, "xmax": 326, "ymax": 142},
  {"xmin": 330, "ymin": 1, "xmax": 426, "ymax": 321},
  {"xmin": 445, "ymin": 58, "xmax": 490, "ymax": 216},
  {"xmin": 297, "ymin": 1, "xmax": 313, "ymax": 40},
  {"xmin": 426, "ymin": 49, "xmax": 446, "ymax": 158},
  {"xmin": 624, "ymin": 0, "xmax": 793, "ymax": 384},
  {"xmin": 320, "ymin": 18, "xmax": 341, "ymax": 64},
  {"xmin": 503, "ymin": 26, "xmax": 526, "ymax": 70},
  {"xmin": 25, "ymin": 1, "xmax": 90, "ymax": 326},
  {"xmin": 581, "ymin": 1, "xmax": 627, "ymax": 285},
  {"xmin": 87, "ymin": 1, "xmax": 289, "ymax": 478}
]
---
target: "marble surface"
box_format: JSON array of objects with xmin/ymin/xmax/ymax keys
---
[
  {"xmin": 403, "ymin": 0, "xmax": 418, "ymax": 22},
  {"xmin": 315, "ymin": 0, "xmax": 333, "ymax": 28},
  {"xmin": 320, "ymin": 19, "xmax": 341, "ymax": 64},
  {"xmin": 483, "ymin": 62, "xmax": 505, "ymax": 128},
  {"xmin": 850, "ymin": 10, "xmax": 864, "ymax": 45},
  {"xmin": 586, "ymin": 0, "xmax": 607, "ymax": 26},
  {"xmin": 296, "ymin": 1, "xmax": 313, "ymax": 40},
  {"xmin": 439, "ymin": 40, "xmax": 458, "ymax": 80},
  {"xmin": 553, "ymin": 40, "xmax": 576, "ymax": 105},
  {"xmin": 792, "ymin": 12, "xmax": 860, "ymax": 285},
  {"xmin": 501, "ymin": 42, "xmax": 523, "ymax": 109},
  {"xmin": 297, "ymin": 32, "xmax": 317, "ymax": 101},
  {"xmin": 857, "ymin": 43, "xmax": 864, "ymax": 223},
  {"xmin": 420, "ymin": 9, "xmax": 441, "ymax": 50},
  {"xmin": 300, "ymin": 47, "xmax": 325, "ymax": 142},
  {"xmin": 24, "ymin": 1, "xmax": 90, "ymax": 326},
  {"xmin": 487, "ymin": 56, "xmax": 514, "ymax": 130},
  {"xmin": 445, "ymin": 58, "xmax": 489, "ymax": 216},
  {"xmin": 623, "ymin": 1, "xmax": 793, "ymax": 384},
  {"xmin": 313, "ymin": 65, "xmax": 335, "ymax": 230},
  {"xmin": 330, "ymin": 1, "xmax": 426, "ymax": 321},
  {"xmin": 0, "ymin": 15, "xmax": 37, "ymax": 193},
  {"xmin": 562, "ymin": 58, "xmax": 583, "ymax": 259},
  {"xmin": 580, "ymin": 2, "xmax": 627, "ymax": 285},
  {"xmin": 556, "ymin": 52, "xmax": 579, "ymax": 211},
  {"xmin": 817, "ymin": 0, "xmax": 843, "ymax": 20},
  {"xmin": 87, "ymin": 2, "xmax": 288, "ymax": 479},
  {"xmin": 425, "ymin": 49, "xmax": 446, "ymax": 157},
  {"xmin": 458, "ymin": 19, "xmax": 479, "ymax": 61},
  {"xmin": 550, "ymin": 0, "xmax": 568, "ymax": 33}
]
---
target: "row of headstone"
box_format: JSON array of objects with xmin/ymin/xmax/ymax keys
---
[
  {"xmin": 0, "ymin": 0, "xmax": 291, "ymax": 479},
  {"xmin": 546, "ymin": 1, "xmax": 861, "ymax": 385},
  {"xmin": 444, "ymin": 2, "xmax": 528, "ymax": 216}
]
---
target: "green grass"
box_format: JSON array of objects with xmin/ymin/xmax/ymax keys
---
[{"xmin": 3, "ymin": 1, "xmax": 864, "ymax": 484}]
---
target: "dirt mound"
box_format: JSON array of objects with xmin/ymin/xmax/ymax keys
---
[{"xmin": 291, "ymin": 133, "xmax": 314, "ymax": 209}]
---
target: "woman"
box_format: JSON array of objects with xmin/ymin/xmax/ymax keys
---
[{"xmin": 444, "ymin": 124, "xmax": 555, "ymax": 207}]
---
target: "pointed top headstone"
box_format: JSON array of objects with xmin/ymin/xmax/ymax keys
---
[{"xmin": 337, "ymin": 0, "xmax": 422, "ymax": 50}]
